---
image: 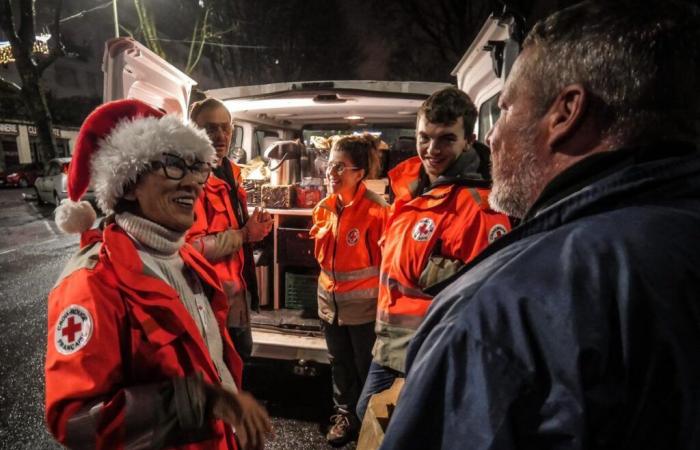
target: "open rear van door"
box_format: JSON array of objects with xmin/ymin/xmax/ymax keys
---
[
  {"xmin": 102, "ymin": 37, "xmax": 196, "ymax": 120},
  {"xmin": 452, "ymin": 13, "xmax": 523, "ymax": 140}
]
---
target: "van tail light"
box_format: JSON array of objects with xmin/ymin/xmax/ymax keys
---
[{"xmin": 63, "ymin": 163, "xmax": 70, "ymax": 174}]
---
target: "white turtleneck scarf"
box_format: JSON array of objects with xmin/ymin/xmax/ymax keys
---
[{"xmin": 115, "ymin": 212, "xmax": 237, "ymax": 393}]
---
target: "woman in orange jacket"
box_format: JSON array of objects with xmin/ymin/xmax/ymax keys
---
[
  {"xmin": 310, "ymin": 135, "xmax": 389, "ymax": 445},
  {"xmin": 46, "ymin": 99, "xmax": 271, "ymax": 450}
]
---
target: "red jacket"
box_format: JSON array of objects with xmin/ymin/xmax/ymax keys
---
[
  {"xmin": 45, "ymin": 224, "xmax": 242, "ymax": 449},
  {"xmin": 373, "ymin": 155, "xmax": 511, "ymax": 373},
  {"xmin": 310, "ymin": 182, "xmax": 389, "ymax": 325},
  {"xmin": 187, "ymin": 169, "xmax": 247, "ymax": 299}
]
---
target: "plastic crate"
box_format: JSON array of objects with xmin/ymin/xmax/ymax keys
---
[{"xmin": 285, "ymin": 272, "xmax": 318, "ymax": 310}]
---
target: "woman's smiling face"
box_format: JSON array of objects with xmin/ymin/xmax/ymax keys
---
[
  {"xmin": 128, "ymin": 163, "xmax": 204, "ymax": 232},
  {"xmin": 326, "ymin": 149, "xmax": 364, "ymax": 199}
]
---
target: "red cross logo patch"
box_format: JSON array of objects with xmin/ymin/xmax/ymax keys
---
[
  {"xmin": 55, "ymin": 305, "xmax": 93, "ymax": 355},
  {"xmin": 488, "ymin": 224, "xmax": 508, "ymax": 243},
  {"xmin": 412, "ymin": 218, "xmax": 435, "ymax": 242},
  {"xmin": 346, "ymin": 228, "xmax": 360, "ymax": 246}
]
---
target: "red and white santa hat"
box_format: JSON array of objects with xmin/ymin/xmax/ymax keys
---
[{"xmin": 55, "ymin": 98, "xmax": 215, "ymax": 234}]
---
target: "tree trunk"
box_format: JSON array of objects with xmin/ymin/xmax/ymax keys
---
[
  {"xmin": 21, "ymin": 80, "xmax": 56, "ymax": 162},
  {"xmin": 0, "ymin": 0, "xmax": 60, "ymax": 163},
  {"xmin": 12, "ymin": 41, "xmax": 57, "ymax": 163}
]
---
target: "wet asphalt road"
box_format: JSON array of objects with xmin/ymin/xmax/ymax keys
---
[{"xmin": 0, "ymin": 188, "xmax": 355, "ymax": 450}]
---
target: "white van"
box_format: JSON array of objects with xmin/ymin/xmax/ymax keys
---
[
  {"xmin": 451, "ymin": 12, "xmax": 523, "ymax": 141},
  {"xmin": 103, "ymin": 37, "xmax": 450, "ymax": 370}
]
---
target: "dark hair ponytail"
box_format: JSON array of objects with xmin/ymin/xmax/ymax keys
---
[{"xmin": 332, "ymin": 134, "xmax": 382, "ymax": 179}]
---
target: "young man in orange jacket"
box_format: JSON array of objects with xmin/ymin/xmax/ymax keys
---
[
  {"xmin": 187, "ymin": 98, "xmax": 272, "ymax": 362},
  {"xmin": 356, "ymin": 87, "xmax": 511, "ymax": 421}
]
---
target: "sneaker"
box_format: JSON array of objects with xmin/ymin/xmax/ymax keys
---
[{"xmin": 326, "ymin": 413, "xmax": 357, "ymax": 446}]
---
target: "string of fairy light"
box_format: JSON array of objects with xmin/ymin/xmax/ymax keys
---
[
  {"xmin": 0, "ymin": 1, "xmax": 275, "ymax": 65},
  {"xmin": 0, "ymin": 1, "xmax": 112, "ymax": 65},
  {"xmin": 0, "ymin": 35, "xmax": 51, "ymax": 65}
]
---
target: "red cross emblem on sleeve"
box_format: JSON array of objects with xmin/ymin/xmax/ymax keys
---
[
  {"xmin": 412, "ymin": 217, "xmax": 435, "ymax": 242},
  {"xmin": 55, "ymin": 305, "xmax": 93, "ymax": 355}
]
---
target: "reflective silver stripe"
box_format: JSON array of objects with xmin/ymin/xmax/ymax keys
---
[
  {"xmin": 321, "ymin": 266, "xmax": 379, "ymax": 282},
  {"xmin": 376, "ymin": 309, "xmax": 426, "ymax": 330},
  {"xmin": 318, "ymin": 284, "xmax": 330, "ymax": 300},
  {"xmin": 379, "ymin": 272, "xmax": 432, "ymax": 299},
  {"xmin": 54, "ymin": 242, "xmax": 101, "ymax": 288},
  {"xmin": 318, "ymin": 286, "xmax": 379, "ymax": 301},
  {"xmin": 467, "ymin": 187, "xmax": 482, "ymax": 205}
]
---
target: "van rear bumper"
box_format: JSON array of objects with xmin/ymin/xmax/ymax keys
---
[{"xmin": 251, "ymin": 327, "xmax": 329, "ymax": 364}]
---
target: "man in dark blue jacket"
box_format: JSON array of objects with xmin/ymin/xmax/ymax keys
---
[{"xmin": 381, "ymin": 1, "xmax": 700, "ymax": 449}]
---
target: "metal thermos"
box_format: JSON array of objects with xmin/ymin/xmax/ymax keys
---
[{"xmin": 264, "ymin": 141, "xmax": 302, "ymax": 186}]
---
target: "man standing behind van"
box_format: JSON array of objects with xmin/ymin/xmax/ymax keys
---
[
  {"xmin": 381, "ymin": 1, "xmax": 700, "ymax": 448},
  {"xmin": 356, "ymin": 87, "xmax": 511, "ymax": 421},
  {"xmin": 188, "ymin": 98, "xmax": 273, "ymax": 361}
]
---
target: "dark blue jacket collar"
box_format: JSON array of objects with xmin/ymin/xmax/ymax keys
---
[{"xmin": 426, "ymin": 141, "xmax": 700, "ymax": 295}]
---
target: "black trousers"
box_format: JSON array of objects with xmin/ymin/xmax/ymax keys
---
[
  {"xmin": 323, "ymin": 320, "xmax": 376, "ymax": 419},
  {"xmin": 229, "ymin": 326, "xmax": 253, "ymax": 362}
]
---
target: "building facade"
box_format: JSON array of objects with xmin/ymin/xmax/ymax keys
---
[{"xmin": 0, "ymin": 122, "xmax": 78, "ymax": 170}]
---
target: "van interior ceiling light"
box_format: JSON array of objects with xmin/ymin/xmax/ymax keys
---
[{"xmin": 345, "ymin": 115, "xmax": 364, "ymax": 121}]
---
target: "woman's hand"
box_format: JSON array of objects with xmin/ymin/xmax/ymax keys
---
[
  {"xmin": 208, "ymin": 384, "xmax": 273, "ymax": 450},
  {"xmin": 243, "ymin": 208, "xmax": 273, "ymax": 242}
]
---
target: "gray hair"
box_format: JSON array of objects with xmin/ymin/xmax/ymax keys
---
[
  {"xmin": 189, "ymin": 97, "xmax": 231, "ymax": 123},
  {"xmin": 521, "ymin": 0, "xmax": 700, "ymax": 146}
]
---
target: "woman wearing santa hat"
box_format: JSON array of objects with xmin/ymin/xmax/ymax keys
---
[{"xmin": 45, "ymin": 99, "xmax": 271, "ymax": 450}]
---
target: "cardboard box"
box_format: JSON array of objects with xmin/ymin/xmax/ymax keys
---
[
  {"xmin": 261, "ymin": 184, "xmax": 295, "ymax": 208},
  {"xmin": 357, "ymin": 378, "xmax": 405, "ymax": 450}
]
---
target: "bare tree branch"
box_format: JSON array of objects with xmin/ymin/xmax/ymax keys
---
[
  {"xmin": 401, "ymin": 0, "xmax": 451, "ymax": 61},
  {"xmin": 0, "ymin": 0, "xmax": 20, "ymax": 47},
  {"xmin": 17, "ymin": 0, "xmax": 35, "ymax": 49},
  {"xmin": 0, "ymin": 77, "xmax": 22, "ymax": 94},
  {"xmin": 0, "ymin": 0, "xmax": 63, "ymax": 162},
  {"xmin": 38, "ymin": 0, "xmax": 65, "ymax": 74},
  {"xmin": 186, "ymin": 8, "xmax": 210, "ymax": 74}
]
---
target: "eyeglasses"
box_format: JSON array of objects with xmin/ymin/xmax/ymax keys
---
[
  {"xmin": 203, "ymin": 122, "xmax": 232, "ymax": 135},
  {"xmin": 326, "ymin": 161, "xmax": 361, "ymax": 175},
  {"xmin": 152, "ymin": 153, "xmax": 212, "ymax": 184}
]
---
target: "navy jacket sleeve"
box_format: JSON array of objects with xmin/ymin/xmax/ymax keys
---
[{"xmin": 380, "ymin": 314, "xmax": 528, "ymax": 450}]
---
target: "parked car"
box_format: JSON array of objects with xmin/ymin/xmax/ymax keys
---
[
  {"xmin": 34, "ymin": 157, "xmax": 95, "ymax": 206},
  {"xmin": 0, "ymin": 162, "xmax": 43, "ymax": 188}
]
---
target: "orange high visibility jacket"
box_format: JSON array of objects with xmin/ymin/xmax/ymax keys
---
[
  {"xmin": 45, "ymin": 224, "xmax": 243, "ymax": 450},
  {"xmin": 187, "ymin": 167, "xmax": 247, "ymax": 300},
  {"xmin": 310, "ymin": 182, "xmax": 389, "ymax": 325},
  {"xmin": 373, "ymin": 155, "xmax": 511, "ymax": 373}
]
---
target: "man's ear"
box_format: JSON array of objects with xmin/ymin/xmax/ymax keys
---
[{"xmin": 546, "ymin": 84, "xmax": 587, "ymax": 149}]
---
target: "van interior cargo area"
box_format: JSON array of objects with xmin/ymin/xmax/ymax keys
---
[{"xmin": 251, "ymin": 308, "xmax": 322, "ymax": 336}]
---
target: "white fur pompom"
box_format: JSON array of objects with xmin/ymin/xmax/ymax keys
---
[{"xmin": 55, "ymin": 199, "xmax": 97, "ymax": 234}]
